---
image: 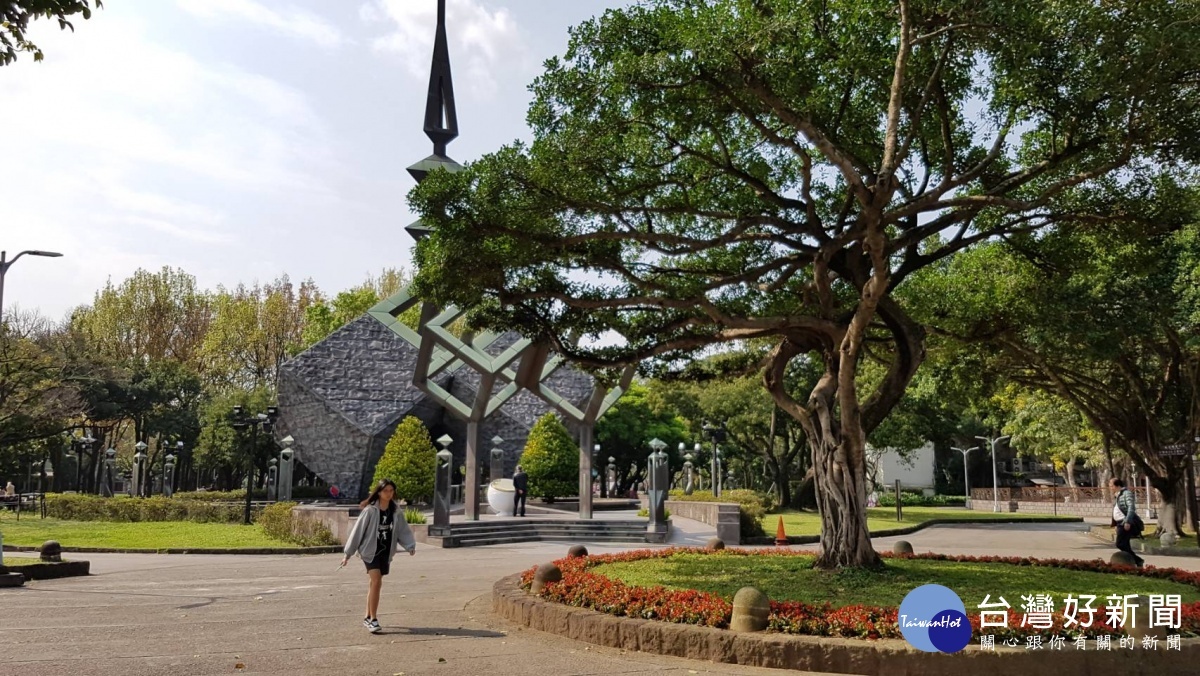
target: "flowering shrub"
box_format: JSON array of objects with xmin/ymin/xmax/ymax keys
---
[{"xmin": 519, "ymin": 547, "xmax": 1200, "ymax": 640}]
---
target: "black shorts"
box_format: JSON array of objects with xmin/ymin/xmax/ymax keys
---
[{"xmin": 364, "ymin": 556, "xmax": 391, "ymax": 576}]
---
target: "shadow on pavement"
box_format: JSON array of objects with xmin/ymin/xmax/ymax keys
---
[{"xmin": 379, "ymin": 626, "xmax": 505, "ymax": 638}]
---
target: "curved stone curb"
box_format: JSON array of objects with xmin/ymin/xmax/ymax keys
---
[
  {"xmin": 1, "ymin": 560, "xmax": 90, "ymax": 581},
  {"xmin": 744, "ymin": 516, "xmax": 1083, "ymax": 546},
  {"xmin": 2, "ymin": 544, "xmax": 340, "ymax": 555},
  {"xmin": 492, "ymin": 573, "xmax": 1199, "ymax": 675}
]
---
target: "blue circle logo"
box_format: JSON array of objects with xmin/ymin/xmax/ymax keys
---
[{"xmin": 897, "ymin": 584, "xmax": 972, "ymax": 653}]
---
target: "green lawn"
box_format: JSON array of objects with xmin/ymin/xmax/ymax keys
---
[
  {"xmin": 0, "ymin": 513, "xmax": 301, "ymax": 550},
  {"xmin": 1164, "ymin": 532, "xmax": 1200, "ymax": 549},
  {"xmin": 764, "ymin": 506, "xmax": 1072, "ymax": 537},
  {"xmin": 596, "ymin": 552, "xmax": 1200, "ymax": 608},
  {"xmin": 1, "ymin": 556, "xmax": 44, "ymax": 566}
]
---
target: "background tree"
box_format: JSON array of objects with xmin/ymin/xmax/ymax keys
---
[
  {"xmin": 0, "ymin": 311, "xmax": 79, "ymax": 449},
  {"xmin": 915, "ymin": 188, "xmax": 1200, "ymax": 533},
  {"xmin": 410, "ymin": 0, "xmax": 1200, "ymax": 567},
  {"xmin": 1, "ymin": 0, "xmax": 101, "ymax": 66},
  {"xmin": 518, "ymin": 413, "xmax": 578, "ymax": 501},
  {"xmin": 202, "ymin": 276, "xmax": 317, "ymax": 390},
  {"xmin": 300, "ymin": 268, "xmax": 412, "ymax": 349},
  {"xmin": 71, "ymin": 266, "xmax": 212, "ymax": 368},
  {"xmin": 194, "ymin": 387, "xmax": 275, "ymax": 491},
  {"xmin": 595, "ymin": 382, "xmax": 688, "ymax": 495},
  {"xmin": 993, "ymin": 385, "xmax": 1103, "ymax": 488},
  {"xmin": 372, "ymin": 416, "xmax": 437, "ymax": 504}
]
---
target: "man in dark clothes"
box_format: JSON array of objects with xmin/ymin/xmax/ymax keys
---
[{"xmin": 512, "ymin": 465, "xmax": 528, "ymax": 517}]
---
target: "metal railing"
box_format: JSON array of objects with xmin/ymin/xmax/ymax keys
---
[
  {"xmin": 970, "ymin": 486, "xmax": 1157, "ymax": 503},
  {"xmin": 0, "ymin": 492, "xmax": 46, "ymax": 519}
]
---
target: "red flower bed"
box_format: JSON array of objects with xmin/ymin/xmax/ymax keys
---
[{"xmin": 518, "ymin": 547, "xmax": 1200, "ymax": 640}]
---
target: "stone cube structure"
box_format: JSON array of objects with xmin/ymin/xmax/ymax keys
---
[{"xmin": 277, "ymin": 316, "xmax": 594, "ymax": 500}]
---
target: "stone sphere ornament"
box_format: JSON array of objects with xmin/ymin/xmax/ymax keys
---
[
  {"xmin": 707, "ymin": 538, "xmax": 725, "ymax": 551},
  {"xmin": 892, "ymin": 540, "xmax": 914, "ymax": 555},
  {"xmin": 567, "ymin": 545, "xmax": 589, "ymax": 558},
  {"xmin": 730, "ymin": 587, "xmax": 770, "ymax": 632},
  {"xmin": 39, "ymin": 540, "xmax": 63, "ymax": 562},
  {"xmin": 1109, "ymin": 551, "xmax": 1139, "ymax": 567},
  {"xmin": 1159, "ymin": 530, "xmax": 1179, "ymax": 548},
  {"xmin": 530, "ymin": 563, "xmax": 563, "ymax": 595}
]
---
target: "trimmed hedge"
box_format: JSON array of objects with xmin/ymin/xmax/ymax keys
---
[
  {"xmin": 668, "ymin": 489, "xmax": 772, "ymax": 538},
  {"xmin": 172, "ymin": 486, "xmax": 332, "ymax": 502},
  {"xmin": 45, "ymin": 493, "xmax": 251, "ymax": 523},
  {"xmin": 876, "ymin": 492, "xmax": 966, "ymax": 507},
  {"xmin": 259, "ymin": 502, "xmax": 338, "ymax": 547}
]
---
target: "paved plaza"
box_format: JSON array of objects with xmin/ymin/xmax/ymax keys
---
[{"xmin": 2, "ymin": 520, "xmax": 1196, "ymax": 676}]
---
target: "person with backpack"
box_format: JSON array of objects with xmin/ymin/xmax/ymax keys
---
[
  {"xmin": 1110, "ymin": 477, "xmax": 1145, "ymax": 568},
  {"xmin": 340, "ymin": 479, "xmax": 416, "ymax": 633}
]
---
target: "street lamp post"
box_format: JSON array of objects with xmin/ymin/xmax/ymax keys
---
[
  {"xmin": 976, "ymin": 435, "xmax": 1012, "ymax": 513},
  {"xmin": 74, "ymin": 434, "xmax": 94, "ymax": 493},
  {"xmin": 0, "ymin": 249, "xmax": 63, "ymax": 326},
  {"xmin": 952, "ymin": 446, "xmax": 979, "ymax": 508},
  {"xmin": 232, "ymin": 405, "xmax": 279, "ymax": 525},
  {"xmin": 702, "ymin": 422, "xmax": 727, "ymax": 497},
  {"xmin": 164, "ymin": 452, "xmax": 176, "ymax": 498}
]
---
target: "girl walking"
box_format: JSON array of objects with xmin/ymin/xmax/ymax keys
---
[{"xmin": 340, "ymin": 479, "xmax": 416, "ymax": 632}]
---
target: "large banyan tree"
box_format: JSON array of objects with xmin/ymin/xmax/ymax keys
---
[{"xmin": 410, "ymin": 0, "xmax": 1200, "ymax": 568}]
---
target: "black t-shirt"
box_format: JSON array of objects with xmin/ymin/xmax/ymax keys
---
[{"xmin": 375, "ymin": 503, "xmax": 395, "ymax": 559}]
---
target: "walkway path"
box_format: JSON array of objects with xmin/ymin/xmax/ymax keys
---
[{"xmin": 0, "ymin": 520, "xmax": 1193, "ymax": 675}]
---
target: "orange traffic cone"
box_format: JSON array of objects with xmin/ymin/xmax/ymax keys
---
[{"xmin": 774, "ymin": 515, "xmax": 788, "ymax": 546}]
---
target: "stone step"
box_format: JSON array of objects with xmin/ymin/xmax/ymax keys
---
[
  {"xmin": 447, "ymin": 520, "xmax": 645, "ymax": 531},
  {"xmin": 430, "ymin": 518, "xmax": 657, "ymax": 548},
  {"xmin": 445, "ymin": 527, "xmax": 649, "ymax": 538},
  {"xmin": 445, "ymin": 533, "xmax": 650, "ymax": 548},
  {"xmin": 447, "ymin": 522, "xmax": 647, "ymax": 531}
]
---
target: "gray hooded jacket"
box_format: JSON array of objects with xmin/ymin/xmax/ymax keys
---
[{"xmin": 344, "ymin": 503, "xmax": 416, "ymax": 563}]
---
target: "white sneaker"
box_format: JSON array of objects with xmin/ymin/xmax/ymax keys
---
[
  {"xmin": 369, "ymin": 618, "xmax": 382, "ymax": 633},
  {"xmin": 363, "ymin": 618, "xmax": 373, "ymax": 631}
]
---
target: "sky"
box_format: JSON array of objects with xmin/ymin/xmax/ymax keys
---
[{"xmin": 1, "ymin": 0, "xmax": 631, "ymax": 321}]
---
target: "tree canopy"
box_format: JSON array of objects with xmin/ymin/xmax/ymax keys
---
[
  {"xmin": 409, "ymin": 0, "xmax": 1200, "ymax": 568},
  {"xmin": 1, "ymin": 1, "xmax": 101, "ymax": 66},
  {"xmin": 518, "ymin": 413, "xmax": 579, "ymax": 500},
  {"xmin": 373, "ymin": 416, "xmax": 437, "ymax": 504},
  {"xmin": 913, "ymin": 188, "xmax": 1200, "ymax": 530}
]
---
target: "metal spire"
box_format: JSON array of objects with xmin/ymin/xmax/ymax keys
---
[
  {"xmin": 407, "ymin": 0, "xmax": 462, "ymax": 242},
  {"xmin": 423, "ymin": 0, "xmax": 458, "ymax": 157}
]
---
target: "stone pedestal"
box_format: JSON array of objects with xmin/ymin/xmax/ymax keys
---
[
  {"xmin": 647, "ymin": 450, "xmax": 669, "ymax": 537},
  {"xmin": 578, "ymin": 425, "xmax": 593, "ymax": 520},
  {"xmin": 432, "ymin": 449, "xmax": 453, "ymax": 536}
]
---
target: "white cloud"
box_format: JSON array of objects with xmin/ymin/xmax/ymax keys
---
[
  {"xmin": 0, "ymin": 9, "xmax": 340, "ymax": 317},
  {"xmin": 363, "ymin": 0, "xmax": 528, "ymax": 98},
  {"xmin": 0, "ymin": 13, "xmax": 335, "ymax": 192},
  {"xmin": 178, "ymin": 0, "xmax": 345, "ymax": 49}
]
